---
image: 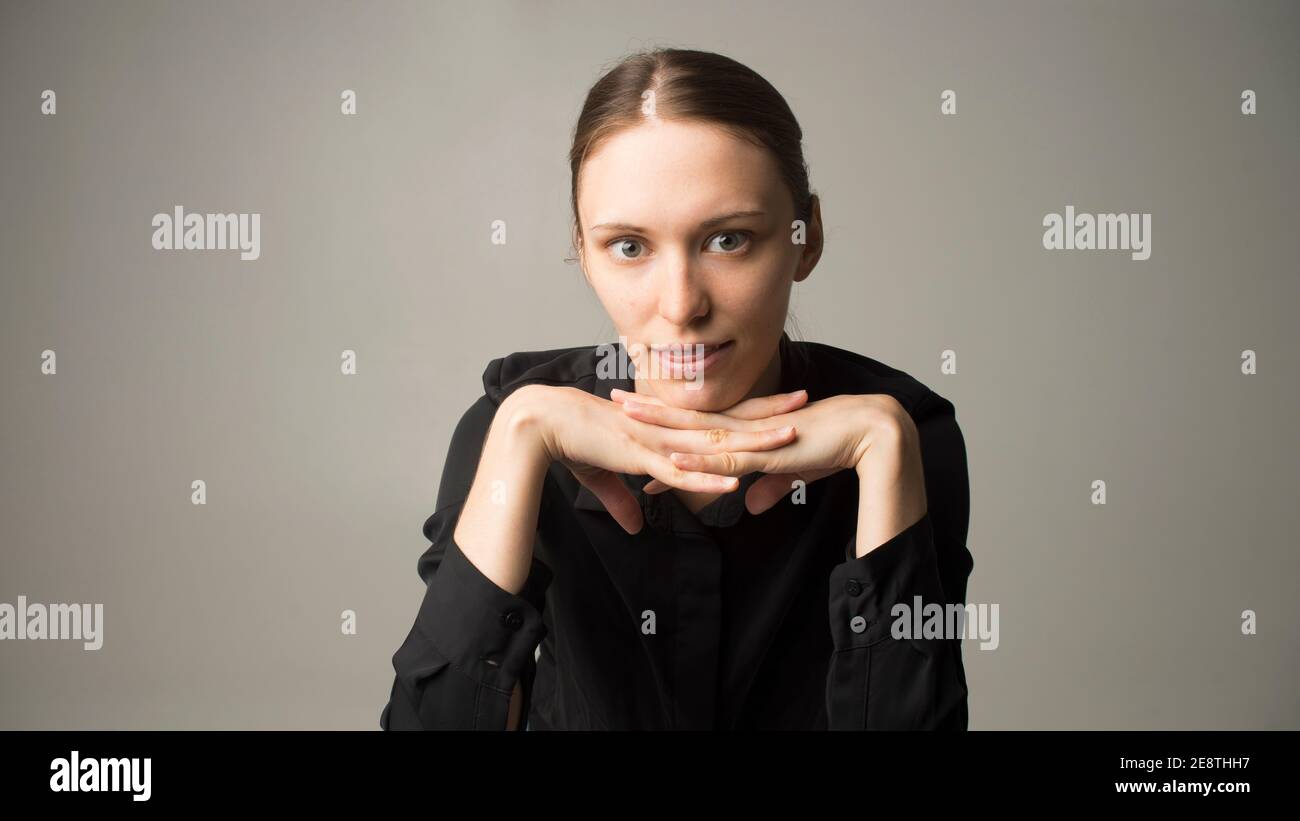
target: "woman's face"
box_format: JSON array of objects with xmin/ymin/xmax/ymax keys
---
[{"xmin": 576, "ymin": 118, "xmax": 821, "ymax": 412}]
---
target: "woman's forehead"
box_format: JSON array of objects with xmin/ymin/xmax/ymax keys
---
[{"xmin": 578, "ymin": 119, "xmax": 787, "ymax": 229}]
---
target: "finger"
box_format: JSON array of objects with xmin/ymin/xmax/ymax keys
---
[
  {"xmin": 622, "ymin": 398, "xmax": 755, "ymax": 432},
  {"xmin": 717, "ymin": 390, "xmax": 809, "ymax": 420},
  {"xmin": 613, "ymin": 387, "xmax": 808, "ymax": 422},
  {"xmin": 641, "ymin": 479, "xmax": 671, "ymax": 494},
  {"xmin": 639, "ymin": 446, "xmax": 740, "ymax": 493},
  {"xmin": 609, "ymin": 388, "xmax": 666, "ymax": 406},
  {"xmin": 653, "ymin": 424, "xmax": 796, "ymax": 455},
  {"xmin": 574, "ymin": 469, "xmax": 645, "ymax": 534},
  {"xmin": 668, "ymin": 449, "xmax": 774, "ymax": 477}
]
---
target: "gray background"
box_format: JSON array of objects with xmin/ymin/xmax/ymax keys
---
[{"xmin": 1, "ymin": 0, "xmax": 1296, "ymax": 729}]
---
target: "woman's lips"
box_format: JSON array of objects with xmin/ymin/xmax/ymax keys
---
[{"xmin": 653, "ymin": 340, "xmax": 733, "ymax": 374}]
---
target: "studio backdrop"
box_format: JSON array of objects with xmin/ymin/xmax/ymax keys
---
[{"xmin": 1, "ymin": 0, "xmax": 1296, "ymax": 729}]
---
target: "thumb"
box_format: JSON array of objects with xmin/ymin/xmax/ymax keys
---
[
  {"xmin": 571, "ymin": 467, "xmax": 645, "ymax": 534},
  {"xmin": 745, "ymin": 468, "xmax": 839, "ymax": 515},
  {"xmin": 744, "ymin": 473, "xmax": 801, "ymax": 516}
]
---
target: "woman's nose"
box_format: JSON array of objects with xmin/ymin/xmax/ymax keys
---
[{"xmin": 656, "ymin": 248, "xmax": 710, "ymax": 327}]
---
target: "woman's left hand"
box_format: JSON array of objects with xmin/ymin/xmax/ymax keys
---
[{"xmin": 610, "ymin": 388, "xmax": 921, "ymax": 516}]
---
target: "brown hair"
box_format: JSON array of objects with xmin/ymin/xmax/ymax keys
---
[{"xmin": 568, "ymin": 48, "xmax": 815, "ymax": 250}]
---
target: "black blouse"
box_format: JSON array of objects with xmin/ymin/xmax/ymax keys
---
[{"xmin": 380, "ymin": 333, "xmax": 973, "ymax": 730}]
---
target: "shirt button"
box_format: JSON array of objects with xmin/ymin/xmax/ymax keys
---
[
  {"xmin": 646, "ymin": 499, "xmax": 667, "ymax": 529},
  {"xmin": 501, "ymin": 610, "xmax": 524, "ymax": 630},
  {"xmin": 845, "ymin": 579, "xmax": 863, "ymax": 597},
  {"xmin": 850, "ymin": 615, "xmax": 867, "ymax": 634}
]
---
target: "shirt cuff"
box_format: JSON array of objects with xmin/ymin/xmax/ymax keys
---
[
  {"xmin": 414, "ymin": 536, "xmax": 553, "ymax": 693},
  {"xmin": 827, "ymin": 512, "xmax": 947, "ymax": 651}
]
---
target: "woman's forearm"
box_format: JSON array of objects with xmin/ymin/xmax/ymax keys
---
[
  {"xmin": 452, "ymin": 391, "xmax": 553, "ymax": 595},
  {"xmin": 452, "ymin": 394, "xmax": 552, "ymax": 732},
  {"xmin": 853, "ymin": 418, "xmax": 928, "ymax": 558}
]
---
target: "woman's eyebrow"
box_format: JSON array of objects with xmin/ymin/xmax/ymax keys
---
[
  {"xmin": 589, "ymin": 210, "xmax": 767, "ymax": 234},
  {"xmin": 698, "ymin": 209, "xmax": 766, "ymax": 229}
]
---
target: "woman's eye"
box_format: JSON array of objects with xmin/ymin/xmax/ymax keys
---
[
  {"xmin": 609, "ymin": 239, "xmax": 645, "ymax": 260},
  {"xmin": 707, "ymin": 231, "xmax": 750, "ymax": 253}
]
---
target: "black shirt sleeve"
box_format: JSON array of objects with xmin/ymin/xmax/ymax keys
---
[
  {"xmin": 380, "ymin": 395, "xmax": 554, "ymax": 731},
  {"xmin": 824, "ymin": 389, "xmax": 974, "ymax": 730}
]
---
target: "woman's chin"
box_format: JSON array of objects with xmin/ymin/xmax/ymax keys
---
[{"xmin": 650, "ymin": 380, "xmax": 743, "ymax": 412}]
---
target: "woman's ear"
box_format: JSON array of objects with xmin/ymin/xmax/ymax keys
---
[
  {"xmin": 572, "ymin": 223, "xmax": 591, "ymax": 285},
  {"xmin": 793, "ymin": 194, "xmax": 824, "ymax": 284}
]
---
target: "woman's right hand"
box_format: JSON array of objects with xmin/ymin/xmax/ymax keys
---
[{"xmin": 506, "ymin": 384, "xmax": 801, "ymax": 534}]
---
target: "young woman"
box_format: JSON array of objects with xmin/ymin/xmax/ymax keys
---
[{"xmin": 381, "ymin": 48, "xmax": 973, "ymax": 731}]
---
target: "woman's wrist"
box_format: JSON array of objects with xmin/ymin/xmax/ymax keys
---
[
  {"xmin": 851, "ymin": 395, "xmax": 908, "ymax": 473},
  {"xmin": 496, "ymin": 385, "xmax": 557, "ymax": 467}
]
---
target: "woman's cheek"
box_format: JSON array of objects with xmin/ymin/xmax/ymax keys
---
[{"xmin": 732, "ymin": 260, "xmax": 792, "ymax": 316}]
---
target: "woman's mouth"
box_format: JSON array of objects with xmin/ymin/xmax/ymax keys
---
[{"xmin": 652, "ymin": 340, "xmax": 734, "ymax": 376}]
